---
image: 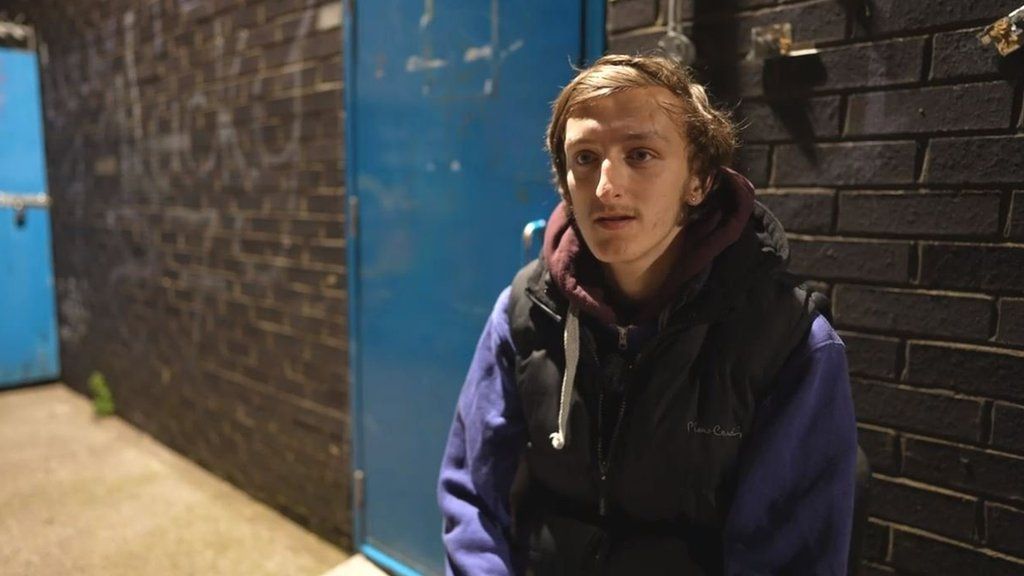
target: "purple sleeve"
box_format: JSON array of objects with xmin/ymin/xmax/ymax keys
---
[
  {"xmin": 438, "ymin": 287, "xmax": 527, "ymax": 576},
  {"xmin": 723, "ymin": 314, "xmax": 857, "ymax": 576}
]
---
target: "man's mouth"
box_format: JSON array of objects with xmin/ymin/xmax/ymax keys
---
[{"xmin": 594, "ymin": 214, "xmax": 635, "ymax": 230}]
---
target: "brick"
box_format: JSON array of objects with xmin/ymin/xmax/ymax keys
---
[
  {"xmin": 997, "ymin": 299, "xmax": 1024, "ymax": 346},
  {"xmin": 869, "ymin": 476, "xmax": 977, "ymax": 541},
  {"xmin": 809, "ymin": 37, "xmax": 925, "ymax": 91},
  {"xmin": 891, "ymin": 528, "xmax": 1024, "ymax": 576},
  {"xmin": 692, "ymin": 0, "xmax": 846, "ymax": 57},
  {"xmin": 986, "ymin": 502, "xmax": 1024, "ymax": 557},
  {"xmin": 906, "ymin": 342, "xmax": 1024, "ymax": 403},
  {"xmin": 845, "ymin": 83, "xmax": 1013, "ymax": 136},
  {"xmin": 903, "ymin": 437, "xmax": 1024, "ymax": 502},
  {"xmin": 773, "ymin": 142, "xmax": 917, "ymax": 187},
  {"xmin": 992, "ymin": 402, "xmax": 1024, "ymax": 454},
  {"xmin": 788, "ymin": 238, "xmax": 911, "ymax": 283},
  {"xmin": 608, "ymin": 0, "xmax": 659, "ymax": 33},
  {"xmin": 737, "ymin": 97, "xmax": 840, "ymax": 142},
  {"xmin": 245, "ymin": 24, "xmax": 278, "ymax": 49},
  {"xmin": 857, "ymin": 425, "xmax": 898, "ymax": 473},
  {"xmin": 853, "ymin": 0, "xmax": 1023, "ymax": 36},
  {"xmin": 315, "ymin": 3, "xmax": 342, "ymax": 31},
  {"xmin": 841, "ymin": 331, "xmax": 901, "ymax": 380},
  {"xmin": 266, "ymin": 0, "xmax": 305, "ymax": 20},
  {"xmin": 666, "ymin": 0, "xmax": 776, "ymax": 19},
  {"xmin": 1007, "ymin": 191, "xmax": 1024, "ymax": 240},
  {"xmin": 920, "ymin": 243, "xmax": 1024, "ymax": 292},
  {"xmin": 837, "ymin": 191, "xmax": 1001, "ymax": 238},
  {"xmin": 932, "ymin": 27, "xmax": 1003, "ymax": 80},
  {"xmin": 852, "ymin": 379, "xmax": 984, "ymax": 443},
  {"xmin": 302, "ymin": 31, "xmax": 342, "ymax": 60},
  {"xmin": 861, "ymin": 520, "xmax": 890, "ymax": 562},
  {"xmin": 305, "ymin": 189, "xmax": 345, "ymax": 212},
  {"xmin": 924, "ymin": 136, "xmax": 1024, "ymax": 185},
  {"xmin": 756, "ymin": 189, "xmax": 834, "ymax": 233},
  {"xmin": 833, "ymin": 285, "xmax": 992, "ymax": 340},
  {"xmin": 320, "ymin": 59, "xmax": 343, "ymax": 83},
  {"xmin": 734, "ymin": 145, "xmax": 770, "ymax": 187}
]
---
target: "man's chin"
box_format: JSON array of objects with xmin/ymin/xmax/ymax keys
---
[{"xmin": 587, "ymin": 242, "xmax": 639, "ymax": 266}]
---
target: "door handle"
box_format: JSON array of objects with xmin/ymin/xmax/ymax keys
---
[
  {"xmin": 521, "ymin": 218, "xmax": 546, "ymax": 264},
  {"xmin": 0, "ymin": 192, "xmax": 49, "ymax": 228}
]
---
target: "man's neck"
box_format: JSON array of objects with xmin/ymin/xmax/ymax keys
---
[{"xmin": 601, "ymin": 227, "xmax": 686, "ymax": 318}]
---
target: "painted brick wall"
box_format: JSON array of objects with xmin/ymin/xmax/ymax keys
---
[
  {"xmin": 8, "ymin": 0, "xmax": 351, "ymax": 546},
  {"xmin": 609, "ymin": 1, "xmax": 1024, "ymax": 574}
]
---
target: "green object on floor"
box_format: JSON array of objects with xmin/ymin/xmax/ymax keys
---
[{"xmin": 87, "ymin": 372, "xmax": 115, "ymax": 416}]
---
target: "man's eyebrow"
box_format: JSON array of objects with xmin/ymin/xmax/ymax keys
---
[
  {"xmin": 565, "ymin": 130, "xmax": 668, "ymax": 148},
  {"xmin": 623, "ymin": 130, "xmax": 669, "ymax": 142}
]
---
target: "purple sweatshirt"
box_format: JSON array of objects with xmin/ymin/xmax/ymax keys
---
[{"xmin": 437, "ymin": 287, "xmax": 857, "ymax": 575}]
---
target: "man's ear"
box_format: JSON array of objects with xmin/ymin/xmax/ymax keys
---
[{"xmin": 683, "ymin": 174, "xmax": 707, "ymax": 207}]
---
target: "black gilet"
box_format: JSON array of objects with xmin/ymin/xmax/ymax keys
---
[{"xmin": 506, "ymin": 203, "xmax": 826, "ymax": 575}]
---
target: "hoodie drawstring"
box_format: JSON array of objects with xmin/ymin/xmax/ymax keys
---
[{"xmin": 549, "ymin": 302, "xmax": 579, "ymax": 450}]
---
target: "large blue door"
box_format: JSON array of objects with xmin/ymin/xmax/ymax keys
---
[
  {"xmin": 0, "ymin": 47, "xmax": 61, "ymax": 389},
  {"xmin": 347, "ymin": 2, "xmax": 603, "ymax": 573}
]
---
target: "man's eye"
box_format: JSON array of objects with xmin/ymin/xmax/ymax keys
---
[
  {"xmin": 628, "ymin": 149, "xmax": 654, "ymax": 162},
  {"xmin": 574, "ymin": 151, "xmax": 597, "ymax": 165}
]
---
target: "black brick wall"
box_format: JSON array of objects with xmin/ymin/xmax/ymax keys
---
[
  {"xmin": 9, "ymin": 0, "xmax": 350, "ymax": 547},
  {"xmin": 610, "ymin": 0, "xmax": 1024, "ymax": 573}
]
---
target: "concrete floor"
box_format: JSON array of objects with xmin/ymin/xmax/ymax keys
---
[{"xmin": 0, "ymin": 383, "xmax": 385, "ymax": 576}]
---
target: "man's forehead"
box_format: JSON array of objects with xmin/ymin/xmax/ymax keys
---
[
  {"xmin": 566, "ymin": 111, "xmax": 681, "ymax": 145},
  {"xmin": 565, "ymin": 87, "xmax": 682, "ymax": 139}
]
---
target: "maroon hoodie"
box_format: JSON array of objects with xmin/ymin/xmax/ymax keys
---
[{"xmin": 541, "ymin": 167, "xmax": 756, "ymax": 327}]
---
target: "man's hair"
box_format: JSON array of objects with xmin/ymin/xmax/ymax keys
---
[{"xmin": 545, "ymin": 54, "xmax": 737, "ymax": 206}]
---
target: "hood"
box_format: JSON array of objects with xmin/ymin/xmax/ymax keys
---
[
  {"xmin": 541, "ymin": 167, "xmax": 776, "ymax": 326},
  {"xmin": 536, "ymin": 167, "xmax": 795, "ymax": 452}
]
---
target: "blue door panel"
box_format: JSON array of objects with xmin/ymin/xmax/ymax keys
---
[
  {"xmin": 0, "ymin": 48, "xmax": 61, "ymax": 388},
  {"xmin": 351, "ymin": 2, "xmax": 590, "ymax": 573},
  {"xmin": 0, "ymin": 208, "xmax": 60, "ymax": 385}
]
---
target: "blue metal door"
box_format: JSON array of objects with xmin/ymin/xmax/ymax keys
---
[
  {"xmin": 0, "ymin": 47, "xmax": 61, "ymax": 389},
  {"xmin": 346, "ymin": 1, "xmax": 603, "ymax": 573}
]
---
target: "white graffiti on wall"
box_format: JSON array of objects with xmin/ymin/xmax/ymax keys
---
[
  {"xmin": 38, "ymin": 0, "xmax": 334, "ymax": 364},
  {"xmin": 42, "ymin": 0, "xmax": 318, "ymax": 199}
]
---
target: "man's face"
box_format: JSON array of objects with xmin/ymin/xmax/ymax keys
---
[{"xmin": 564, "ymin": 86, "xmax": 703, "ymax": 271}]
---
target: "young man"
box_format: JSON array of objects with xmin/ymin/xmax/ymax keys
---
[{"xmin": 438, "ymin": 55, "xmax": 857, "ymax": 575}]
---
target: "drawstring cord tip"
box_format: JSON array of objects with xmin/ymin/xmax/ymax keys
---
[{"xmin": 549, "ymin": 432, "xmax": 565, "ymax": 450}]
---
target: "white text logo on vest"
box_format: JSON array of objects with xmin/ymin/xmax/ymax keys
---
[{"xmin": 687, "ymin": 421, "xmax": 743, "ymax": 439}]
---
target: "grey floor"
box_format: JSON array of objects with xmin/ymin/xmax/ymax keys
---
[{"xmin": 0, "ymin": 383, "xmax": 383, "ymax": 576}]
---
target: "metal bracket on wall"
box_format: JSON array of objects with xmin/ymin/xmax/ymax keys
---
[
  {"xmin": 659, "ymin": 0, "xmax": 696, "ymax": 66},
  {"xmin": 0, "ymin": 19, "xmax": 36, "ymax": 51},
  {"xmin": 353, "ymin": 469, "xmax": 365, "ymax": 510},
  {"xmin": 748, "ymin": 23, "xmax": 819, "ymax": 60},
  {"xmin": 0, "ymin": 191, "xmax": 49, "ymax": 227},
  {"xmin": 979, "ymin": 5, "xmax": 1024, "ymax": 56},
  {"xmin": 349, "ymin": 195, "xmax": 359, "ymax": 241}
]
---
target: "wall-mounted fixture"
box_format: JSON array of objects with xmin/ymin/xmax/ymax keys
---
[
  {"xmin": 659, "ymin": 0, "xmax": 696, "ymax": 66},
  {"xmin": 0, "ymin": 17, "xmax": 34, "ymax": 50},
  {"xmin": 748, "ymin": 23, "xmax": 818, "ymax": 60},
  {"xmin": 978, "ymin": 5, "xmax": 1024, "ymax": 56}
]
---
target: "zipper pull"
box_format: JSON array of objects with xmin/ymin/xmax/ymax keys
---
[
  {"xmin": 599, "ymin": 474, "xmax": 608, "ymax": 516},
  {"xmin": 616, "ymin": 326, "xmax": 628, "ymax": 351}
]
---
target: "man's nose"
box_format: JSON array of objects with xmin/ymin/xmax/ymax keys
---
[{"xmin": 596, "ymin": 158, "xmax": 623, "ymax": 200}]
